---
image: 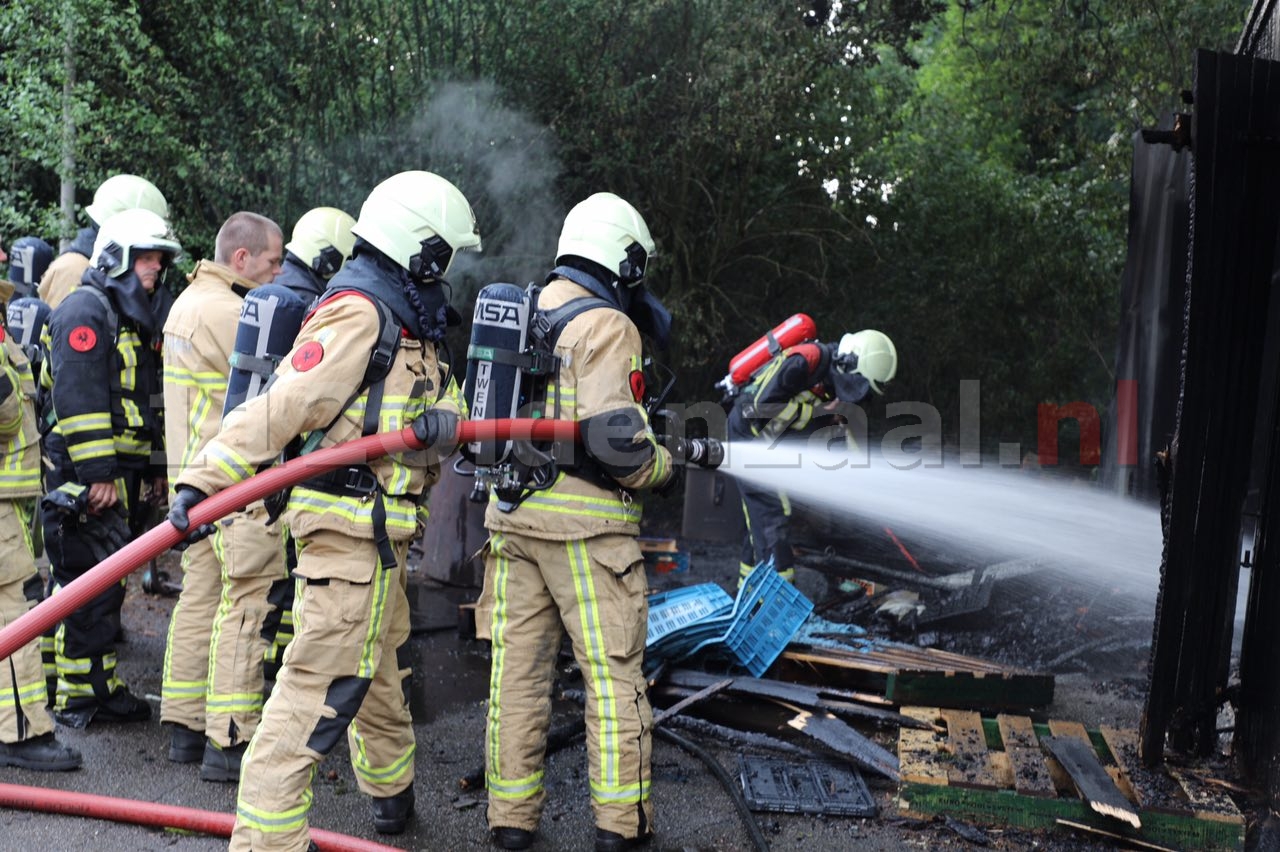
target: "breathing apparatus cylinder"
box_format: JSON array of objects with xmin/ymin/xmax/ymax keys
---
[
  {"xmin": 223, "ymin": 284, "xmax": 309, "ymax": 417},
  {"xmin": 717, "ymin": 313, "xmax": 818, "ymax": 395},
  {"xmin": 463, "ymin": 283, "xmax": 531, "ymax": 467},
  {"xmin": 5, "ymin": 297, "xmax": 52, "ymax": 365}
]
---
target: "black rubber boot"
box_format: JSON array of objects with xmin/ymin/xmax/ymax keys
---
[
  {"xmin": 0, "ymin": 733, "xmax": 83, "ymax": 771},
  {"xmin": 491, "ymin": 827, "xmax": 534, "ymax": 850},
  {"xmin": 199, "ymin": 740, "xmax": 247, "ymax": 783},
  {"xmin": 371, "ymin": 785, "xmax": 415, "ymax": 834},
  {"xmin": 595, "ymin": 828, "xmax": 651, "ymax": 852},
  {"xmin": 167, "ymin": 724, "xmax": 205, "ymax": 763},
  {"xmin": 93, "ymin": 687, "xmax": 152, "ymax": 723}
]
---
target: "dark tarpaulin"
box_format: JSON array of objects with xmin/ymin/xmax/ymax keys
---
[{"xmin": 1099, "ymin": 120, "xmax": 1190, "ymax": 502}]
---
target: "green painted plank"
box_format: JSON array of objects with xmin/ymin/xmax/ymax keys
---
[
  {"xmin": 885, "ymin": 670, "xmax": 1055, "ymax": 709},
  {"xmin": 898, "ymin": 782, "xmax": 1243, "ymax": 851}
]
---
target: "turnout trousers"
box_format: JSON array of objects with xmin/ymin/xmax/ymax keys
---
[
  {"xmin": 160, "ymin": 533, "xmax": 221, "ymax": 731},
  {"xmin": 230, "ymin": 530, "xmax": 413, "ymax": 852},
  {"xmin": 483, "ymin": 531, "xmax": 652, "ymax": 838},
  {"xmin": 42, "ymin": 436, "xmax": 143, "ymax": 714},
  {"xmin": 206, "ymin": 504, "xmax": 288, "ymax": 747},
  {"xmin": 0, "ymin": 501, "xmax": 53, "ymax": 742}
]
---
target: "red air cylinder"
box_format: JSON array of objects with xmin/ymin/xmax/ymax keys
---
[{"xmin": 720, "ymin": 313, "xmax": 818, "ymax": 392}]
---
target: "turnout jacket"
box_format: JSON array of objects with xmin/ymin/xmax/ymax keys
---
[
  {"xmin": 37, "ymin": 227, "xmax": 95, "ymax": 310},
  {"xmin": 163, "ymin": 260, "xmax": 262, "ymax": 477},
  {"xmin": 483, "ymin": 276, "xmax": 673, "ymax": 541},
  {"xmin": 48, "ymin": 269, "xmax": 163, "ymax": 483},
  {"xmin": 728, "ymin": 342, "xmax": 834, "ymax": 442},
  {"xmin": 0, "ymin": 332, "xmax": 41, "ymax": 499},
  {"xmin": 177, "ymin": 292, "xmax": 463, "ymax": 562}
]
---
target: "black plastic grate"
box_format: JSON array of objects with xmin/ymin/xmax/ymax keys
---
[{"xmin": 736, "ymin": 755, "xmax": 878, "ymax": 818}]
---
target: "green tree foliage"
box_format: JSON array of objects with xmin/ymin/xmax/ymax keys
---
[
  {"xmin": 0, "ymin": 0, "xmax": 1252, "ymax": 454},
  {"xmin": 846, "ymin": 0, "xmax": 1247, "ymax": 454}
]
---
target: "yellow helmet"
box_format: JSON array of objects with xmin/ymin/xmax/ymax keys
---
[
  {"xmin": 556, "ymin": 192, "xmax": 654, "ymax": 286},
  {"xmin": 350, "ymin": 171, "xmax": 481, "ymax": 278},
  {"xmin": 836, "ymin": 329, "xmax": 898, "ymax": 395},
  {"xmin": 286, "ymin": 207, "xmax": 356, "ymax": 280},
  {"xmin": 91, "ymin": 209, "xmax": 182, "ymax": 278},
  {"xmin": 85, "ymin": 174, "xmax": 169, "ymax": 227}
]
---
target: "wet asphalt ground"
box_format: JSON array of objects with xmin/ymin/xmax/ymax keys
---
[{"xmin": 0, "ymin": 541, "xmax": 1158, "ymax": 852}]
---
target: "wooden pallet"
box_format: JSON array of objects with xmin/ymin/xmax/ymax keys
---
[
  {"xmin": 896, "ymin": 707, "xmax": 1244, "ymax": 851},
  {"xmin": 776, "ymin": 642, "xmax": 1054, "ymax": 709}
]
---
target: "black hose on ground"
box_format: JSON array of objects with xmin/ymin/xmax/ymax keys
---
[{"xmin": 655, "ymin": 727, "xmax": 770, "ymax": 852}]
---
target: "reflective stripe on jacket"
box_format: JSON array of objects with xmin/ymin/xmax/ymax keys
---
[
  {"xmin": 177, "ymin": 294, "xmax": 462, "ymax": 542},
  {"xmin": 0, "ymin": 337, "xmax": 41, "ymax": 497},
  {"xmin": 163, "ymin": 260, "xmax": 261, "ymax": 476}
]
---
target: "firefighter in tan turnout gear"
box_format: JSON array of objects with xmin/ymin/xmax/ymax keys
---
[
  {"xmin": 480, "ymin": 193, "xmax": 720, "ymax": 852},
  {"xmin": 168, "ymin": 170, "xmax": 478, "ymax": 850},
  {"xmin": 160, "ymin": 212, "xmax": 284, "ymax": 779},
  {"xmin": 38, "ymin": 174, "xmax": 170, "ymax": 310},
  {"xmin": 0, "ymin": 248, "xmax": 81, "ymax": 772}
]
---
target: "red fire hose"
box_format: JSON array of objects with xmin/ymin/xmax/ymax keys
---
[
  {"xmin": 0, "ymin": 418, "xmax": 578, "ymax": 664},
  {"xmin": 0, "ymin": 782, "xmax": 399, "ymax": 851}
]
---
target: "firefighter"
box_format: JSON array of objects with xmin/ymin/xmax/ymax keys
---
[
  {"xmin": 159, "ymin": 212, "xmax": 285, "ymax": 778},
  {"xmin": 42, "ymin": 207, "xmax": 180, "ymax": 727},
  {"xmin": 274, "ymin": 206, "xmax": 357, "ymax": 304},
  {"xmin": 7, "ymin": 236, "xmax": 54, "ymax": 300},
  {"xmin": 0, "ymin": 247, "xmax": 82, "ymax": 772},
  {"xmin": 38, "ymin": 174, "xmax": 169, "ymax": 310},
  {"xmin": 259, "ymin": 206, "xmax": 357, "ymax": 685},
  {"xmin": 167, "ymin": 170, "xmax": 477, "ymax": 850},
  {"xmin": 727, "ymin": 329, "xmax": 898, "ymax": 583},
  {"xmin": 480, "ymin": 193, "xmax": 718, "ymax": 852}
]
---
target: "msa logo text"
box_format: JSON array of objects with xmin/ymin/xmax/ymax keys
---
[{"xmin": 475, "ymin": 300, "xmax": 523, "ymax": 327}]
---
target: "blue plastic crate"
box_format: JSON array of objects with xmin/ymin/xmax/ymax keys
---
[
  {"xmin": 721, "ymin": 565, "xmax": 814, "ymax": 677},
  {"xmin": 646, "ymin": 584, "xmax": 734, "ymax": 647}
]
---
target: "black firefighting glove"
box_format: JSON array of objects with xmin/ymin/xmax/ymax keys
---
[
  {"xmin": 167, "ymin": 485, "xmax": 216, "ymax": 550},
  {"xmin": 661, "ymin": 435, "xmax": 725, "ymax": 469},
  {"xmin": 0, "ymin": 371, "xmax": 12, "ymax": 405},
  {"xmin": 82, "ymin": 505, "xmax": 131, "ymax": 563},
  {"xmin": 41, "ymin": 482, "xmax": 89, "ymax": 521},
  {"xmin": 412, "ymin": 409, "xmax": 459, "ymax": 452}
]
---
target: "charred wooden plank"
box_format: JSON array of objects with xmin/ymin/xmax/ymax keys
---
[
  {"xmin": 1167, "ymin": 767, "xmax": 1245, "ymax": 825},
  {"xmin": 665, "ymin": 667, "xmax": 903, "ymax": 719},
  {"xmin": 996, "ymin": 714, "xmax": 1056, "ymax": 797},
  {"xmin": 652, "ymin": 678, "xmax": 733, "ymax": 726},
  {"xmin": 1042, "ymin": 736, "xmax": 1142, "ymax": 828},
  {"xmin": 940, "ymin": 709, "xmax": 999, "ymax": 790},
  {"xmin": 786, "ymin": 708, "xmax": 900, "ymax": 781},
  {"xmin": 1099, "ymin": 725, "xmax": 1186, "ymax": 813},
  {"xmin": 664, "ymin": 715, "xmax": 814, "ymax": 758},
  {"xmin": 1054, "ymin": 819, "xmax": 1177, "ymax": 851}
]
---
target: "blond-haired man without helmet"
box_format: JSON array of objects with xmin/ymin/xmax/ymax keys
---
[
  {"xmin": 38, "ymin": 174, "xmax": 169, "ymax": 310},
  {"xmin": 482, "ymin": 192, "xmax": 683, "ymax": 852},
  {"xmin": 0, "ymin": 235, "xmax": 81, "ymax": 771},
  {"xmin": 275, "ymin": 206, "xmax": 357, "ymax": 304},
  {"xmin": 159, "ymin": 212, "xmax": 284, "ymax": 779},
  {"xmin": 169, "ymin": 170, "xmax": 476, "ymax": 850},
  {"xmin": 42, "ymin": 208, "xmax": 181, "ymax": 728}
]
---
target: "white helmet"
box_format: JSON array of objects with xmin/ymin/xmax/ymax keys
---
[
  {"xmin": 836, "ymin": 329, "xmax": 898, "ymax": 395},
  {"xmin": 350, "ymin": 171, "xmax": 481, "ymax": 278},
  {"xmin": 92, "ymin": 208, "xmax": 182, "ymax": 278},
  {"xmin": 556, "ymin": 192, "xmax": 655, "ymax": 286},
  {"xmin": 85, "ymin": 174, "xmax": 169, "ymax": 226},
  {"xmin": 286, "ymin": 206, "xmax": 356, "ymax": 280}
]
